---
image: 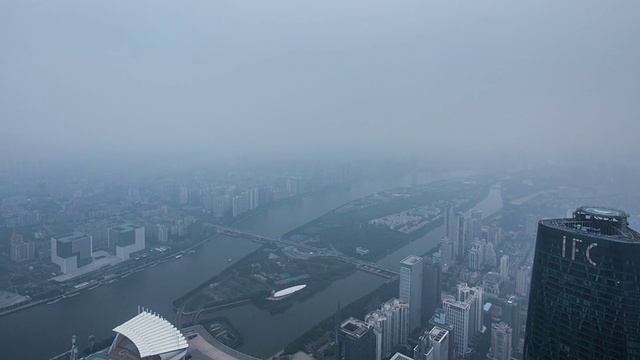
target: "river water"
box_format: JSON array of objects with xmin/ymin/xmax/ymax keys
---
[{"xmin": 0, "ymin": 172, "xmax": 501, "ymax": 359}]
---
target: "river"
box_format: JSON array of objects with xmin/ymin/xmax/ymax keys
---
[{"xmin": 0, "ymin": 172, "xmax": 501, "ymax": 359}]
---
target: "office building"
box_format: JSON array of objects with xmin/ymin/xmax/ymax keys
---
[
  {"xmin": 524, "ymin": 207, "xmax": 640, "ymax": 359},
  {"xmin": 400, "ymin": 255, "xmax": 424, "ymax": 333},
  {"xmin": 338, "ymin": 317, "xmax": 375, "ymax": 360},
  {"xmin": 442, "ymin": 298, "xmax": 471, "ymax": 357},
  {"xmin": 108, "ymin": 224, "xmax": 145, "ymax": 260},
  {"xmin": 444, "ymin": 205, "xmax": 455, "ymax": 238},
  {"xmin": 488, "ymin": 322, "xmax": 512, "ymax": 360},
  {"xmin": 443, "ymin": 283, "xmax": 483, "ymax": 357},
  {"xmin": 422, "ymin": 257, "xmax": 441, "ymax": 324},
  {"xmin": 51, "ymin": 232, "xmax": 93, "ymax": 274},
  {"xmin": 502, "ymin": 295, "xmax": 521, "ymax": 354},
  {"xmin": 440, "ymin": 237, "xmax": 454, "ymax": 268}
]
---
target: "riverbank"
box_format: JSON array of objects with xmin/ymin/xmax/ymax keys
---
[{"xmin": 172, "ymin": 176, "xmax": 495, "ymax": 357}]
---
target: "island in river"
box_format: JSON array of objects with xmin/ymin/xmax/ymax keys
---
[{"xmin": 173, "ymin": 176, "xmax": 494, "ymax": 354}]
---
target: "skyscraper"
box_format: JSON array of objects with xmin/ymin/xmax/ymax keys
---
[
  {"xmin": 455, "ymin": 212, "xmax": 466, "ymax": 260},
  {"xmin": 443, "ymin": 283, "xmax": 483, "ymax": 357},
  {"xmin": 414, "ymin": 326, "xmax": 449, "ymax": 360},
  {"xmin": 488, "ymin": 322, "xmax": 512, "ymax": 360},
  {"xmin": 524, "ymin": 207, "xmax": 640, "ymax": 359},
  {"xmin": 499, "ymin": 255, "xmax": 509, "ymax": 282},
  {"xmin": 515, "ymin": 266, "xmax": 530, "ymax": 296},
  {"xmin": 337, "ymin": 317, "xmax": 375, "ymax": 360},
  {"xmin": 400, "ymin": 255, "xmax": 424, "ymax": 333},
  {"xmin": 422, "ymin": 257, "xmax": 441, "ymax": 324},
  {"xmin": 502, "ymin": 295, "xmax": 521, "ymax": 354},
  {"xmin": 444, "ymin": 205, "xmax": 455, "ymax": 238},
  {"xmin": 365, "ymin": 298, "xmax": 409, "ymax": 360},
  {"xmin": 468, "ymin": 239, "xmax": 485, "ymax": 270},
  {"xmin": 440, "ymin": 237, "xmax": 455, "ymax": 268}
]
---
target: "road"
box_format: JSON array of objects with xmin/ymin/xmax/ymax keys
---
[{"xmin": 212, "ymin": 225, "xmax": 399, "ymax": 276}]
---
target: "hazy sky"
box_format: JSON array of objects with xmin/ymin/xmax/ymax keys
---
[{"xmin": 1, "ymin": 0, "xmax": 639, "ymax": 166}]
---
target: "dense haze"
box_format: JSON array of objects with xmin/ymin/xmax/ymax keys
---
[{"xmin": 2, "ymin": 0, "xmax": 639, "ymax": 169}]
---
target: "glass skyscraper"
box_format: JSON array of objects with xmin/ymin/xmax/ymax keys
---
[{"xmin": 524, "ymin": 207, "xmax": 640, "ymax": 359}]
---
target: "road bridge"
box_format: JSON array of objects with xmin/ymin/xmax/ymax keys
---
[{"xmin": 213, "ymin": 225, "xmax": 399, "ymax": 277}]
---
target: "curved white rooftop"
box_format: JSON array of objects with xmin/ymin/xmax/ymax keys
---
[
  {"xmin": 273, "ymin": 284, "xmax": 306, "ymax": 298},
  {"xmin": 112, "ymin": 310, "xmax": 188, "ymax": 358}
]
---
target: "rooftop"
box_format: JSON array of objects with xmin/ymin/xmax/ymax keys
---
[
  {"xmin": 55, "ymin": 232, "xmax": 91, "ymax": 243},
  {"xmin": 112, "ymin": 309, "xmax": 188, "ymax": 358},
  {"xmin": 430, "ymin": 326, "xmax": 449, "ymax": 342},
  {"xmin": 272, "ymin": 284, "xmax": 306, "ymax": 298},
  {"xmin": 542, "ymin": 206, "xmax": 640, "ymax": 242},
  {"xmin": 110, "ymin": 224, "xmax": 141, "ymax": 233},
  {"xmin": 340, "ymin": 317, "xmax": 370, "ymax": 339},
  {"xmin": 390, "ymin": 353, "xmax": 414, "ymax": 360},
  {"xmin": 400, "ymin": 255, "xmax": 422, "ymax": 266}
]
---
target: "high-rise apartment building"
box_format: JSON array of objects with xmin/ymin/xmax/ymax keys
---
[
  {"xmin": 488, "ymin": 322, "xmax": 512, "ymax": 360},
  {"xmin": 488, "ymin": 225, "xmax": 502, "ymax": 246},
  {"xmin": 468, "ymin": 239, "xmax": 485, "ymax": 270},
  {"xmin": 524, "ymin": 207, "xmax": 640, "ymax": 359},
  {"xmin": 75, "ymin": 220, "xmax": 111, "ymax": 250},
  {"xmin": 455, "ymin": 212, "xmax": 466, "ymax": 260},
  {"xmin": 10, "ymin": 234, "xmax": 35, "ymax": 262},
  {"xmin": 499, "ymin": 255, "xmax": 509, "ymax": 282},
  {"xmin": 400, "ymin": 255, "xmax": 424, "ymax": 333},
  {"xmin": 484, "ymin": 242, "xmax": 497, "ymax": 267},
  {"xmin": 515, "ymin": 266, "xmax": 530, "ymax": 296},
  {"xmin": 440, "ymin": 237, "xmax": 455, "ymax": 268},
  {"xmin": 157, "ymin": 224, "xmax": 169, "ymax": 243},
  {"xmin": 365, "ymin": 298, "xmax": 409, "ymax": 360}
]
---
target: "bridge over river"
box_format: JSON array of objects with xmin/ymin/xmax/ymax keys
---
[{"xmin": 213, "ymin": 225, "xmax": 399, "ymax": 278}]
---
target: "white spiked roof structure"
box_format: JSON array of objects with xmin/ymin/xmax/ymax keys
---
[{"xmin": 112, "ymin": 307, "xmax": 188, "ymax": 358}]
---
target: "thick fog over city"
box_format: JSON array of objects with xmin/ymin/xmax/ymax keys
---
[
  {"xmin": 1, "ymin": 1, "xmax": 640, "ymax": 360},
  {"xmin": 2, "ymin": 0, "xmax": 640, "ymax": 172}
]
